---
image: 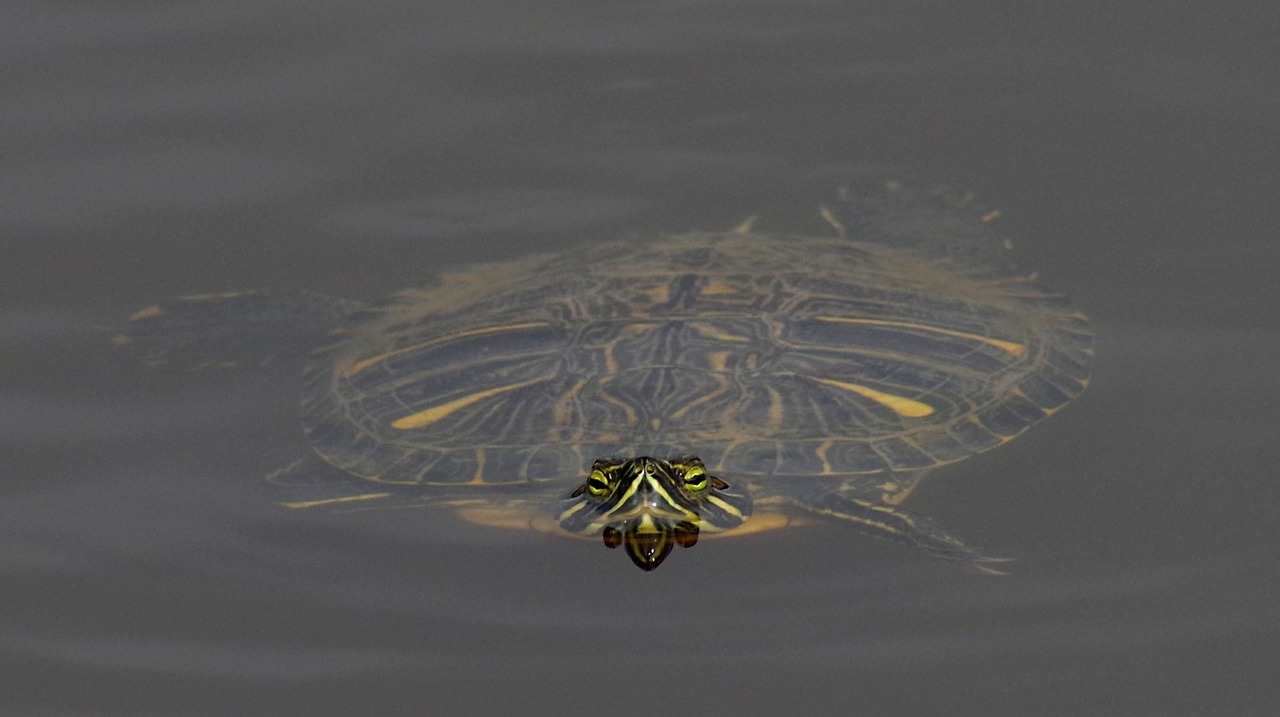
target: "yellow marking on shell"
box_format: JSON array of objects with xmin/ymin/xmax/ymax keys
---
[
  {"xmin": 596, "ymin": 383, "xmax": 640, "ymax": 426},
  {"xmin": 707, "ymin": 441, "xmax": 739, "ymax": 474},
  {"xmin": 551, "ymin": 378, "xmax": 588, "ymax": 428},
  {"xmin": 390, "ymin": 375, "xmax": 551, "ymax": 429},
  {"xmin": 814, "ymin": 316, "xmax": 1027, "ymax": 357},
  {"xmin": 1007, "ymin": 385, "xmax": 1068, "ymax": 424},
  {"xmin": 279, "ymin": 492, "xmax": 394, "ymax": 509},
  {"xmin": 819, "ymin": 205, "xmax": 846, "ymax": 237},
  {"xmin": 641, "ymin": 283, "xmax": 670, "ymax": 305},
  {"xmin": 466, "ymin": 448, "xmax": 487, "ymax": 485},
  {"xmin": 342, "ymin": 321, "xmax": 553, "ymax": 377},
  {"xmin": 730, "ymin": 216, "xmax": 759, "ymax": 234},
  {"xmin": 669, "ymin": 369, "xmax": 731, "ymax": 420},
  {"xmin": 702, "ymin": 281, "xmax": 738, "ymax": 296},
  {"xmin": 691, "ymin": 323, "xmax": 750, "ymax": 342},
  {"xmin": 880, "ymin": 479, "xmax": 920, "ymax": 506},
  {"xmin": 815, "ymin": 439, "xmax": 835, "ymax": 475},
  {"xmin": 965, "ymin": 414, "xmax": 1020, "ymax": 445},
  {"xmin": 808, "ymin": 376, "xmax": 936, "ymax": 418},
  {"xmin": 602, "ymin": 343, "xmax": 618, "ymax": 374},
  {"xmin": 765, "ymin": 385, "xmax": 785, "ymax": 430},
  {"xmin": 602, "ymin": 322, "xmax": 658, "ymax": 374},
  {"xmin": 1008, "ymin": 386, "xmax": 1060, "ymax": 416}
]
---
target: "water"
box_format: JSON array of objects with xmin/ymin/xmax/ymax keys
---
[{"xmin": 3, "ymin": 2, "xmax": 1278, "ymax": 715}]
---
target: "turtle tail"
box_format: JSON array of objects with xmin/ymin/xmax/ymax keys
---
[{"xmin": 114, "ymin": 289, "xmax": 365, "ymax": 369}]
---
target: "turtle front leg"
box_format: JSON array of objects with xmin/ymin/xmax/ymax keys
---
[{"xmin": 777, "ymin": 484, "xmax": 1010, "ymax": 574}]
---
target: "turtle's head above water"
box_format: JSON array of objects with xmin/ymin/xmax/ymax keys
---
[{"xmin": 557, "ymin": 456, "xmax": 752, "ymax": 571}]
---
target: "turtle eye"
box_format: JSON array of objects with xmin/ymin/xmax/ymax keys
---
[
  {"xmin": 682, "ymin": 464, "xmax": 708, "ymax": 492},
  {"xmin": 586, "ymin": 469, "xmax": 611, "ymax": 497}
]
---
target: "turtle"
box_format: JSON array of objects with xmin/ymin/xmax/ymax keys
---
[{"xmin": 117, "ymin": 183, "xmax": 1093, "ymax": 572}]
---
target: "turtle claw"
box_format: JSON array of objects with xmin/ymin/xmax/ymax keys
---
[{"xmin": 907, "ymin": 529, "xmax": 1014, "ymax": 575}]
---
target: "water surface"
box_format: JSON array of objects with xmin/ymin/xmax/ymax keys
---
[{"xmin": 3, "ymin": 2, "xmax": 1277, "ymax": 715}]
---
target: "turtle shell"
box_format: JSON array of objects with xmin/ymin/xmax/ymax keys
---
[{"xmin": 300, "ymin": 219, "xmax": 1092, "ymax": 487}]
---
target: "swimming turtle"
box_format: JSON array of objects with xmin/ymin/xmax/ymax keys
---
[{"xmin": 118, "ymin": 184, "xmax": 1093, "ymax": 571}]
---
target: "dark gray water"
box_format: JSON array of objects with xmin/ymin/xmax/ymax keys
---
[{"xmin": 4, "ymin": 3, "xmax": 1278, "ymax": 715}]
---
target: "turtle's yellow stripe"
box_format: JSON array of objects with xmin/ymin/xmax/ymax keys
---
[
  {"xmin": 815, "ymin": 499, "xmax": 919, "ymax": 536},
  {"xmin": 669, "ymin": 358, "xmax": 731, "ymax": 421},
  {"xmin": 815, "ymin": 439, "xmax": 835, "ymax": 475},
  {"xmin": 641, "ymin": 283, "xmax": 670, "ymax": 304},
  {"xmin": 550, "ymin": 378, "xmax": 588, "ymax": 427},
  {"xmin": 705, "ymin": 493, "xmax": 749, "ymax": 521},
  {"xmin": 690, "ymin": 323, "xmax": 750, "ymax": 342},
  {"xmin": 814, "ymin": 316, "xmax": 1027, "ymax": 357},
  {"xmin": 391, "ymin": 375, "xmax": 550, "ymax": 429},
  {"xmin": 765, "ymin": 385, "xmax": 785, "ymax": 429},
  {"xmin": 279, "ymin": 492, "xmax": 393, "ymax": 509},
  {"xmin": 596, "ymin": 383, "xmax": 640, "ymax": 426},
  {"xmin": 466, "ymin": 448, "xmax": 486, "ymax": 485},
  {"xmin": 343, "ymin": 321, "xmax": 552, "ymax": 377},
  {"xmin": 701, "ymin": 281, "xmax": 738, "ymax": 296},
  {"xmin": 807, "ymin": 376, "xmax": 935, "ymax": 418}
]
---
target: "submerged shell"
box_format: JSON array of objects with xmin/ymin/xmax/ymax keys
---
[{"xmin": 299, "ymin": 219, "xmax": 1092, "ymax": 487}]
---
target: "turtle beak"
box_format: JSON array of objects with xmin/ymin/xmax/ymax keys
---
[{"xmin": 602, "ymin": 515, "xmax": 700, "ymax": 571}]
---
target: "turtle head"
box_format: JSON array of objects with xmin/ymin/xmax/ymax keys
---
[{"xmin": 558, "ymin": 456, "xmax": 752, "ymax": 571}]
